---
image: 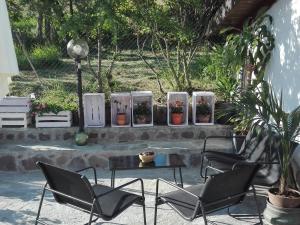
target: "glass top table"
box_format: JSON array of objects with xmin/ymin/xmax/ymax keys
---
[{"xmin": 108, "ymin": 153, "xmax": 186, "ymax": 187}]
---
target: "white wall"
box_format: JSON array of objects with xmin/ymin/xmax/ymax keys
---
[{"xmin": 265, "ymin": 0, "xmax": 300, "ymax": 112}]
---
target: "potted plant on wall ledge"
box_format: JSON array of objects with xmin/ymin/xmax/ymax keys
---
[
  {"xmin": 170, "ymin": 101, "xmax": 184, "ymax": 125},
  {"xmin": 239, "ymin": 82, "xmax": 300, "ymax": 224},
  {"xmin": 196, "ymin": 102, "xmax": 212, "ymax": 123},
  {"xmin": 114, "ymin": 100, "xmax": 128, "ymax": 126},
  {"xmin": 133, "ymin": 101, "xmax": 151, "ymax": 124}
]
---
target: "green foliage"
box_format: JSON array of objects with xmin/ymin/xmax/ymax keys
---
[
  {"xmin": 133, "ymin": 101, "xmax": 151, "ymax": 116},
  {"xmin": 215, "ymin": 75, "xmax": 238, "ymax": 102},
  {"xmin": 196, "ymin": 103, "xmax": 211, "ymax": 116},
  {"xmin": 16, "ymin": 45, "xmax": 61, "ymax": 70},
  {"xmin": 170, "ymin": 101, "xmax": 184, "ymax": 113},
  {"xmin": 224, "ymin": 15, "xmax": 275, "ymax": 86},
  {"xmin": 233, "ymin": 81, "xmax": 300, "ymax": 194},
  {"xmin": 32, "ymin": 86, "xmax": 78, "ymax": 115},
  {"xmin": 31, "ymin": 45, "xmax": 61, "ymax": 67}
]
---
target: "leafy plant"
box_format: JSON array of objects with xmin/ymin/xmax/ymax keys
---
[
  {"xmin": 223, "ymin": 14, "xmax": 275, "ymax": 87},
  {"xmin": 215, "ymin": 75, "xmax": 238, "ymax": 103},
  {"xmin": 170, "ymin": 101, "xmax": 184, "ymax": 114},
  {"xmin": 196, "ymin": 103, "xmax": 211, "ymax": 116},
  {"xmin": 235, "ymin": 81, "xmax": 300, "ymax": 195},
  {"xmin": 31, "ymin": 45, "xmax": 61, "ymax": 68},
  {"xmin": 31, "ymin": 87, "xmax": 78, "ymax": 115},
  {"xmin": 114, "ymin": 100, "xmax": 128, "ymax": 114},
  {"xmin": 133, "ymin": 101, "xmax": 151, "ymax": 116}
]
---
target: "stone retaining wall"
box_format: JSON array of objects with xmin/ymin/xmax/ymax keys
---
[
  {"xmin": 0, "ymin": 125, "xmax": 233, "ymax": 171},
  {"xmin": 0, "ymin": 125, "xmax": 231, "ymax": 144}
]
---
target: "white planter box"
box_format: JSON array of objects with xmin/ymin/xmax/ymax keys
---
[
  {"xmin": 83, "ymin": 93, "xmax": 105, "ymax": 127},
  {"xmin": 167, "ymin": 92, "xmax": 189, "ymax": 126},
  {"xmin": 192, "ymin": 92, "xmax": 215, "ymax": 125},
  {"xmin": 111, "ymin": 93, "xmax": 131, "ymax": 127},
  {"xmin": 131, "ymin": 91, "xmax": 153, "ymax": 127},
  {"xmin": 35, "ymin": 111, "xmax": 72, "ymax": 128},
  {"xmin": 0, "ymin": 96, "xmax": 31, "ymax": 113},
  {"xmin": 0, "ymin": 112, "xmax": 31, "ymax": 128}
]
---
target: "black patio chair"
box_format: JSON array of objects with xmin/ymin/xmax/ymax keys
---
[
  {"xmin": 154, "ymin": 163, "xmax": 262, "ymax": 225},
  {"xmin": 35, "ymin": 161, "xmax": 146, "ymax": 225},
  {"xmin": 200, "ymin": 126, "xmax": 280, "ymax": 186}
]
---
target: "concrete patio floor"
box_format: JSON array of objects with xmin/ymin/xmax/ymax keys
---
[{"xmin": 0, "ymin": 168, "xmax": 268, "ymax": 225}]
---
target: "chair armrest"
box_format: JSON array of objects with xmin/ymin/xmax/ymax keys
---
[
  {"xmin": 76, "ymin": 166, "xmax": 97, "ymax": 184},
  {"xmin": 204, "ymin": 166, "xmax": 225, "ymax": 182},
  {"xmin": 95, "ymin": 178, "xmax": 145, "ymax": 199}
]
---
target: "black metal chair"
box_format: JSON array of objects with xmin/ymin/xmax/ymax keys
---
[
  {"xmin": 200, "ymin": 126, "xmax": 280, "ymax": 186},
  {"xmin": 154, "ymin": 163, "xmax": 262, "ymax": 225},
  {"xmin": 35, "ymin": 161, "xmax": 147, "ymax": 225}
]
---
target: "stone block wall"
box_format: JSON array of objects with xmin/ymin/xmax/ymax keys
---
[{"xmin": 0, "ymin": 125, "xmax": 233, "ymax": 171}]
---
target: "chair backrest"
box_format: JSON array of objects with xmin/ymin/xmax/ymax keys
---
[
  {"xmin": 238, "ymin": 127, "xmax": 270, "ymax": 162},
  {"xmin": 37, "ymin": 161, "xmax": 97, "ymax": 212},
  {"xmin": 201, "ymin": 163, "xmax": 259, "ymax": 210}
]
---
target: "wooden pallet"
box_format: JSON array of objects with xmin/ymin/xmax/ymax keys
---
[
  {"xmin": 0, "ymin": 112, "xmax": 31, "ymax": 128},
  {"xmin": 35, "ymin": 111, "xmax": 72, "ymax": 128}
]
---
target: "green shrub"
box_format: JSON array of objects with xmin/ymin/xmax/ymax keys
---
[
  {"xmin": 32, "ymin": 86, "xmax": 78, "ymax": 115},
  {"xmin": 31, "ymin": 45, "xmax": 61, "ymax": 68},
  {"xmin": 16, "ymin": 45, "xmax": 61, "ymax": 70}
]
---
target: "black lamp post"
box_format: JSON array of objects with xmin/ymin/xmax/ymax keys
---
[{"xmin": 67, "ymin": 39, "xmax": 89, "ymax": 145}]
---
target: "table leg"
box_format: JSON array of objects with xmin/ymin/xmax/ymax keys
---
[
  {"xmin": 179, "ymin": 167, "xmax": 183, "ymax": 188},
  {"xmin": 173, "ymin": 167, "xmax": 184, "ymax": 188},
  {"xmin": 111, "ymin": 170, "xmax": 115, "ymax": 188}
]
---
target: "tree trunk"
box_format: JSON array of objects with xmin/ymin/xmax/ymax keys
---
[
  {"xmin": 44, "ymin": 16, "xmax": 51, "ymax": 43},
  {"xmin": 37, "ymin": 12, "xmax": 44, "ymax": 43},
  {"xmin": 97, "ymin": 31, "xmax": 103, "ymax": 93},
  {"xmin": 69, "ymin": 0, "xmax": 73, "ymax": 15}
]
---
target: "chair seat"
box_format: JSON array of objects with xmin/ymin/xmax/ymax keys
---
[
  {"xmin": 159, "ymin": 184, "xmax": 205, "ymax": 219},
  {"xmin": 203, "ymin": 151, "xmax": 245, "ymax": 163},
  {"xmin": 93, "ymin": 184, "xmax": 142, "ymax": 219}
]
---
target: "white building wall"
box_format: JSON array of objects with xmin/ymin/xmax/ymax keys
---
[{"xmin": 265, "ymin": 0, "xmax": 300, "ymax": 112}]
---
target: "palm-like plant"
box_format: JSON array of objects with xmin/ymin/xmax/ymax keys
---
[{"xmin": 236, "ymin": 81, "xmax": 300, "ymax": 195}]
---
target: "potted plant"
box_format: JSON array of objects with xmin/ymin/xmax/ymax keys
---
[
  {"xmin": 237, "ymin": 82, "xmax": 300, "ymax": 224},
  {"xmin": 196, "ymin": 102, "xmax": 211, "ymax": 123},
  {"xmin": 133, "ymin": 101, "xmax": 151, "ymax": 124},
  {"xmin": 114, "ymin": 100, "xmax": 128, "ymax": 125},
  {"xmin": 170, "ymin": 101, "xmax": 184, "ymax": 125}
]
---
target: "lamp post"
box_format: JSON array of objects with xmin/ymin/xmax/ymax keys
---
[{"xmin": 67, "ymin": 39, "xmax": 89, "ymax": 145}]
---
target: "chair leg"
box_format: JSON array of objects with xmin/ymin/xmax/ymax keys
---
[
  {"xmin": 154, "ymin": 199, "xmax": 158, "ymax": 225},
  {"xmin": 142, "ymin": 201, "xmax": 147, "ymax": 225},
  {"xmin": 252, "ymin": 186, "xmax": 263, "ymax": 225},
  {"xmin": 87, "ymin": 201, "xmax": 95, "ymax": 225},
  {"xmin": 35, "ymin": 185, "xmax": 46, "ymax": 225},
  {"xmin": 199, "ymin": 203, "xmax": 208, "ymax": 225}
]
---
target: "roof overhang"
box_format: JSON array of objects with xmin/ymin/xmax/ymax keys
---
[{"xmin": 207, "ymin": 0, "xmax": 276, "ymax": 35}]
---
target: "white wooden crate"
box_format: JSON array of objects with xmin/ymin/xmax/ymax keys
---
[
  {"xmin": 131, "ymin": 91, "xmax": 153, "ymax": 127},
  {"xmin": 192, "ymin": 92, "xmax": 215, "ymax": 125},
  {"xmin": 111, "ymin": 93, "xmax": 131, "ymax": 127},
  {"xmin": 83, "ymin": 93, "xmax": 105, "ymax": 127},
  {"xmin": 35, "ymin": 111, "xmax": 72, "ymax": 128},
  {"xmin": 0, "ymin": 112, "xmax": 31, "ymax": 128},
  {"xmin": 167, "ymin": 92, "xmax": 189, "ymax": 126},
  {"xmin": 0, "ymin": 97, "xmax": 31, "ymax": 112}
]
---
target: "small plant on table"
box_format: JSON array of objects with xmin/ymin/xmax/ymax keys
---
[{"xmin": 170, "ymin": 101, "xmax": 184, "ymax": 125}]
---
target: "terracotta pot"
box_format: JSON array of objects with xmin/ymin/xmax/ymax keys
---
[
  {"xmin": 171, "ymin": 113, "xmax": 183, "ymax": 125},
  {"xmin": 116, "ymin": 113, "xmax": 126, "ymax": 125},
  {"xmin": 136, "ymin": 115, "xmax": 147, "ymax": 124},
  {"xmin": 268, "ymin": 188, "xmax": 300, "ymax": 208},
  {"xmin": 197, "ymin": 114, "xmax": 210, "ymax": 123}
]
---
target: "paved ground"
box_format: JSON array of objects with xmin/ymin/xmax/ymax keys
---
[{"xmin": 0, "ymin": 168, "xmax": 268, "ymax": 225}]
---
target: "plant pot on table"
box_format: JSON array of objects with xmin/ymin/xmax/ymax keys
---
[{"xmin": 136, "ymin": 115, "xmax": 148, "ymax": 124}]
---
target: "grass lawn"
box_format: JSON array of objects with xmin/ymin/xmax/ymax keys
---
[{"xmin": 10, "ymin": 50, "xmax": 217, "ymax": 104}]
